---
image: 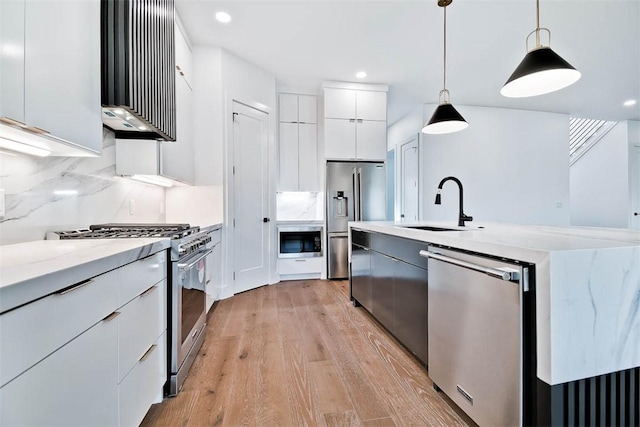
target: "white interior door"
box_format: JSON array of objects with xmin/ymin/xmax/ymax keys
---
[
  {"xmin": 232, "ymin": 102, "xmax": 270, "ymax": 293},
  {"xmin": 631, "ymin": 145, "xmax": 640, "ymax": 230},
  {"xmin": 400, "ymin": 135, "xmax": 419, "ymax": 222}
]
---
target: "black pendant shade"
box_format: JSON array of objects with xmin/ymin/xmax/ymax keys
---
[
  {"xmin": 501, "ymin": 46, "xmax": 581, "ymax": 98},
  {"xmin": 422, "ymin": 103, "xmax": 469, "ymax": 134}
]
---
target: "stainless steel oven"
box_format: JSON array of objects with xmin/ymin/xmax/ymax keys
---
[
  {"xmin": 168, "ymin": 230, "xmax": 212, "ymax": 396},
  {"xmin": 278, "ymin": 226, "xmax": 323, "ymax": 258}
]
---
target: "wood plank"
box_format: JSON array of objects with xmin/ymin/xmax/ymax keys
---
[
  {"xmin": 320, "ymin": 409, "xmax": 360, "ymax": 427},
  {"xmin": 308, "ymin": 359, "xmax": 354, "ymax": 415}
]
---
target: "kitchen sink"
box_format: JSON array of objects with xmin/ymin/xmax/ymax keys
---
[{"xmin": 400, "ymin": 225, "xmax": 464, "ymax": 232}]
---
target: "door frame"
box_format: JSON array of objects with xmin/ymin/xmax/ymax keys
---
[
  {"xmin": 395, "ymin": 133, "xmax": 422, "ymax": 222},
  {"xmin": 630, "ymin": 144, "xmax": 640, "ymax": 230},
  {"xmin": 222, "ymin": 96, "xmax": 277, "ymax": 298}
]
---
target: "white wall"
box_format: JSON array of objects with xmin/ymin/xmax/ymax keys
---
[
  {"xmin": 0, "ymin": 129, "xmax": 165, "ymax": 245},
  {"xmin": 570, "ymin": 122, "xmax": 630, "ymax": 228},
  {"xmin": 417, "ymin": 105, "xmax": 571, "ymax": 226}
]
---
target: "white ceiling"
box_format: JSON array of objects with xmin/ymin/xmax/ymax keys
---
[{"xmin": 175, "ymin": 0, "xmax": 640, "ymax": 125}]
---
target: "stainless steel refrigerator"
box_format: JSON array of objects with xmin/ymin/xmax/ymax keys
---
[{"xmin": 326, "ymin": 161, "xmax": 386, "ymax": 279}]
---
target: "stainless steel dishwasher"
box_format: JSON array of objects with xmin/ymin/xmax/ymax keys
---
[{"xmin": 420, "ymin": 247, "xmax": 529, "ymax": 427}]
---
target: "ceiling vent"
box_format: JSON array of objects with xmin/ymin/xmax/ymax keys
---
[
  {"xmin": 569, "ymin": 117, "xmax": 617, "ymax": 165},
  {"xmin": 101, "ymin": 0, "xmax": 176, "ymax": 141}
]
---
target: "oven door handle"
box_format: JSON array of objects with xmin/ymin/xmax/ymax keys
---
[{"xmin": 178, "ymin": 249, "xmax": 213, "ymax": 271}]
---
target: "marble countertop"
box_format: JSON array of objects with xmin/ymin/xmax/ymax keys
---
[
  {"xmin": 350, "ymin": 221, "xmax": 640, "ymax": 386},
  {"xmin": 0, "ymin": 238, "xmax": 170, "ymax": 314}
]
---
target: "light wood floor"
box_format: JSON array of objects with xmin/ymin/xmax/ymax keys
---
[{"xmin": 142, "ymin": 279, "xmax": 473, "ymax": 427}]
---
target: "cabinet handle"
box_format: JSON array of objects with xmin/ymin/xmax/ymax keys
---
[
  {"xmin": 349, "ymin": 118, "xmax": 356, "ymax": 123},
  {"xmin": 179, "ymin": 71, "xmax": 185, "ymax": 76},
  {"xmin": 103, "ymin": 311, "xmax": 121, "ymax": 322},
  {"xmin": 206, "ymin": 279, "xmax": 212, "ymax": 284},
  {"xmin": 139, "ymin": 344, "xmax": 157, "ymax": 363},
  {"xmin": 0, "ymin": 117, "xmax": 27, "ymax": 127},
  {"xmin": 57, "ymin": 278, "xmax": 95, "ymax": 295},
  {"xmin": 295, "ymin": 259, "xmax": 306, "ymax": 262},
  {"xmin": 357, "ymin": 119, "xmax": 363, "ymax": 123},
  {"xmin": 140, "ymin": 284, "xmax": 158, "ymax": 297},
  {"xmin": 176, "ymin": 65, "xmax": 182, "ymax": 71},
  {"xmin": 25, "ymin": 126, "xmax": 49, "ymax": 135}
]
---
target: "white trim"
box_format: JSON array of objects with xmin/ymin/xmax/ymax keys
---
[{"xmin": 322, "ymin": 80, "xmax": 389, "ymax": 92}]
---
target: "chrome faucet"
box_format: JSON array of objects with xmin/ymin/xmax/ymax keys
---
[{"xmin": 435, "ymin": 176, "xmax": 473, "ymax": 227}]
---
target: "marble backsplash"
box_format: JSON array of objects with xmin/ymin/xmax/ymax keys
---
[
  {"xmin": 276, "ymin": 191, "xmax": 324, "ymax": 221},
  {"xmin": 0, "ymin": 129, "xmax": 165, "ymax": 245}
]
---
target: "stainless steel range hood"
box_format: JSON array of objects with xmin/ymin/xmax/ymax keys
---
[{"xmin": 101, "ymin": 0, "xmax": 176, "ymax": 141}]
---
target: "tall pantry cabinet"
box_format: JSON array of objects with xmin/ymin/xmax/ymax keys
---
[
  {"xmin": 278, "ymin": 94, "xmax": 319, "ymax": 191},
  {"xmin": 323, "ymin": 82, "xmax": 388, "ymax": 161}
]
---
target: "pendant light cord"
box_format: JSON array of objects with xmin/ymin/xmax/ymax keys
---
[
  {"xmin": 443, "ymin": 5, "xmax": 447, "ymax": 91},
  {"xmin": 535, "ymin": 0, "xmax": 541, "ymax": 47}
]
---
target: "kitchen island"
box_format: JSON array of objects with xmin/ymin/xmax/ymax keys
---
[{"xmin": 348, "ymin": 221, "xmax": 640, "ymax": 426}]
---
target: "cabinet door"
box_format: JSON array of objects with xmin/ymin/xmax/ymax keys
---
[
  {"xmin": 371, "ymin": 251, "xmax": 396, "ymax": 333},
  {"xmin": 24, "ymin": 0, "xmax": 102, "ymax": 153},
  {"xmin": 350, "ymin": 244, "xmax": 371, "ymax": 310},
  {"xmin": 0, "ymin": 316, "xmax": 118, "ymax": 427},
  {"xmin": 279, "ymin": 122, "xmax": 299, "ymax": 190},
  {"xmin": 298, "ymin": 95, "xmax": 317, "ymax": 124},
  {"xmin": 356, "ymin": 91, "xmax": 387, "ymax": 121},
  {"xmin": 356, "ymin": 120, "xmax": 387, "ymax": 160},
  {"xmin": 324, "ymin": 88, "xmax": 356, "ymax": 119},
  {"xmin": 394, "ymin": 261, "xmax": 428, "ymax": 365},
  {"xmin": 161, "ymin": 72, "xmax": 194, "ymax": 184},
  {"xmin": 298, "ymin": 123, "xmax": 318, "ymax": 191},
  {"xmin": 175, "ymin": 22, "xmax": 193, "ymax": 88},
  {"xmin": 325, "ymin": 118, "xmax": 356, "ymax": 159},
  {"xmin": 0, "ymin": 0, "xmax": 25, "ymax": 121},
  {"xmin": 279, "ymin": 94, "xmax": 298, "ymax": 123}
]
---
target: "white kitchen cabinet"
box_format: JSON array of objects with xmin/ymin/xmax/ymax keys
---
[
  {"xmin": 0, "ymin": 0, "xmax": 102, "ymax": 155},
  {"xmin": 0, "ymin": 249, "xmax": 168, "ymax": 426},
  {"xmin": 323, "ymin": 83, "xmax": 388, "ymax": 161},
  {"xmin": 159, "ymin": 21, "xmax": 195, "ymax": 185},
  {"xmin": 174, "ymin": 20, "xmax": 193, "ymax": 88},
  {"xmin": 206, "ymin": 227, "xmax": 223, "ymax": 312},
  {"xmin": 278, "ymin": 94, "xmax": 319, "ymax": 191},
  {"xmin": 0, "ymin": 315, "xmax": 119, "ymax": 427}
]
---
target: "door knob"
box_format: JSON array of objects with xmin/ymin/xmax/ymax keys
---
[
  {"xmin": 263, "ymin": 217, "xmax": 270, "ymax": 223},
  {"xmin": 634, "ymin": 212, "xmax": 639, "ymax": 216}
]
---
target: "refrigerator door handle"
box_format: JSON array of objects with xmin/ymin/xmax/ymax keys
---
[
  {"xmin": 357, "ymin": 167, "xmax": 363, "ymax": 221},
  {"xmin": 352, "ymin": 167, "xmax": 359, "ymax": 221}
]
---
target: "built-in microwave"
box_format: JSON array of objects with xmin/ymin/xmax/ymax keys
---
[{"xmin": 278, "ymin": 226, "xmax": 323, "ymax": 258}]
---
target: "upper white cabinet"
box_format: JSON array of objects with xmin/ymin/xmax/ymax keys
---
[
  {"xmin": 323, "ymin": 82, "xmax": 388, "ymax": 161},
  {"xmin": 159, "ymin": 20, "xmax": 194, "ymax": 185},
  {"xmin": 278, "ymin": 94, "xmax": 319, "ymax": 191},
  {"xmin": 0, "ymin": 0, "xmax": 102, "ymax": 156}
]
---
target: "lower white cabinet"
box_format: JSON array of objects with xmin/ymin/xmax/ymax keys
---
[
  {"xmin": 278, "ymin": 257, "xmax": 323, "ymax": 279},
  {"xmin": 119, "ymin": 332, "xmax": 166, "ymax": 427},
  {"xmin": 205, "ymin": 228, "xmax": 222, "ymax": 312},
  {"xmin": 0, "ymin": 316, "xmax": 119, "ymax": 426},
  {"xmin": 0, "ymin": 249, "xmax": 168, "ymax": 426}
]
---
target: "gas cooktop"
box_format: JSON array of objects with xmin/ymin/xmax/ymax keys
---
[{"xmin": 47, "ymin": 223, "xmax": 200, "ymax": 240}]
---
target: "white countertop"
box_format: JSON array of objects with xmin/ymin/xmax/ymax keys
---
[
  {"xmin": 350, "ymin": 221, "xmax": 640, "ymax": 385},
  {"xmin": 0, "ymin": 238, "xmax": 170, "ymax": 313}
]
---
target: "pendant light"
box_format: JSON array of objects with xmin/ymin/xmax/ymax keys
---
[
  {"xmin": 501, "ymin": 0, "xmax": 581, "ymax": 98},
  {"xmin": 422, "ymin": 0, "xmax": 468, "ymax": 135}
]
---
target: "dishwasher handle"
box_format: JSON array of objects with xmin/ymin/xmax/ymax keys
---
[{"xmin": 419, "ymin": 250, "xmax": 519, "ymax": 282}]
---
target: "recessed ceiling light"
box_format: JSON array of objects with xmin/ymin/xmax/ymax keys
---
[
  {"xmin": 113, "ymin": 109, "xmax": 125, "ymax": 115},
  {"xmin": 623, "ymin": 99, "xmax": 637, "ymax": 107},
  {"xmin": 355, "ymin": 71, "xmax": 367, "ymax": 79},
  {"xmin": 215, "ymin": 11, "xmax": 231, "ymax": 23},
  {"xmin": 138, "ymin": 125, "xmax": 148, "ymax": 130}
]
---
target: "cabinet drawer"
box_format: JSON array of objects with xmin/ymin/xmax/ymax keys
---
[
  {"xmin": 119, "ymin": 332, "xmax": 167, "ymax": 427},
  {"xmin": 0, "ymin": 269, "xmax": 118, "ymax": 387},
  {"xmin": 118, "ymin": 280, "xmax": 166, "ymax": 383},
  {"xmin": 279, "ymin": 257, "xmax": 323, "ymax": 275},
  {"xmin": 118, "ymin": 250, "xmax": 167, "ymax": 306},
  {"xmin": 0, "ymin": 315, "xmax": 118, "ymax": 427}
]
